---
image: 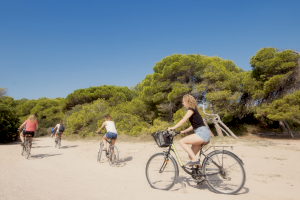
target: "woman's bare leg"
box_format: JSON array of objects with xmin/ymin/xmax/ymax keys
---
[
  {"xmin": 28, "ymin": 137, "xmax": 33, "ymax": 148},
  {"xmin": 102, "ymin": 135, "xmax": 108, "ymax": 150},
  {"xmin": 179, "ymin": 134, "xmax": 204, "ymax": 161},
  {"xmin": 20, "ymin": 133, "xmax": 24, "ymax": 143}
]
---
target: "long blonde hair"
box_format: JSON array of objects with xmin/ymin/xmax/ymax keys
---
[
  {"xmin": 28, "ymin": 115, "xmax": 37, "ymax": 122},
  {"xmin": 183, "ymin": 94, "xmax": 199, "ymax": 111}
]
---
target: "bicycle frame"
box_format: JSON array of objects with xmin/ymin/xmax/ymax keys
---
[{"xmin": 164, "ymin": 135, "xmax": 235, "ymax": 178}]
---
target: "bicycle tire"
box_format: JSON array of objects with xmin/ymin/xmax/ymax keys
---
[
  {"xmin": 25, "ymin": 140, "xmax": 31, "ymax": 159},
  {"xmin": 55, "ymin": 138, "xmax": 58, "ymax": 148},
  {"xmin": 145, "ymin": 153, "xmax": 178, "ymax": 190},
  {"xmin": 97, "ymin": 142, "xmax": 104, "ymax": 162},
  {"xmin": 58, "ymin": 138, "xmax": 61, "ymax": 149},
  {"xmin": 203, "ymin": 150, "xmax": 246, "ymax": 194},
  {"xmin": 21, "ymin": 145, "xmax": 25, "ymax": 156},
  {"xmin": 108, "ymin": 145, "xmax": 119, "ymax": 166}
]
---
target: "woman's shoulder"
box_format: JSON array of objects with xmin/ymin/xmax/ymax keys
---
[{"xmin": 188, "ymin": 107, "xmax": 196, "ymax": 111}]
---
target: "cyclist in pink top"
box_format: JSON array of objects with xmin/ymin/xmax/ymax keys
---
[{"xmin": 18, "ymin": 115, "xmax": 38, "ymax": 147}]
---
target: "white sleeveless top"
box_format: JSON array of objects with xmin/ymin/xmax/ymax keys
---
[{"xmin": 105, "ymin": 121, "xmax": 117, "ymax": 134}]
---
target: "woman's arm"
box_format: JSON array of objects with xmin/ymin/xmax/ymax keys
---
[
  {"xmin": 181, "ymin": 125, "xmax": 193, "ymax": 134},
  {"xmin": 19, "ymin": 121, "xmax": 27, "ymax": 129},
  {"xmin": 168, "ymin": 110, "xmax": 194, "ymax": 131},
  {"xmin": 35, "ymin": 122, "xmax": 39, "ymax": 131},
  {"xmin": 96, "ymin": 122, "xmax": 107, "ymax": 133}
]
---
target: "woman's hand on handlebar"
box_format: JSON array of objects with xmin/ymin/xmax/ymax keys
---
[{"xmin": 167, "ymin": 127, "xmax": 174, "ymax": 132}]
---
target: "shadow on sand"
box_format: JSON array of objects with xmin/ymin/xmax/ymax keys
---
[
  {"xmin": 60, "ymin": 145, "xmax": 78, "ymax": 149},
  {"xmin": 171, "ymin": 175, "xmax": 249, "ymax": 195},
  {"xmin": 30, "ymin": 153, "xmax": 62, "ymax": 159},
  {"xmin": 115, "ymin": 156, "xmax": 133, "ymax": 167}
]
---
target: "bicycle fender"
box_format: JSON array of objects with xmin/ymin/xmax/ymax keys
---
[
  {"xmin": 204, "ymin": 150, "xmax": 244, "ymax": 165},
  {"xmin": 163, "ymin": 152, "xmax": 179, "ymax": 176}
]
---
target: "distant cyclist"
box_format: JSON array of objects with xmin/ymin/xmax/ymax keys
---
[
  {"xmin": 53, "ymin": 120, "xmax": 65, "ymax": 142},
  {"xmin": 50, "ymin": 127, "xmax": 55, "ymax": 137},
  {"xmin": 96, "ymin": 114, "xmax": 118, "ymax": 152},
  {"xmin": 18, "ymin": 115, "xmax": 38, "ymax": 147}
]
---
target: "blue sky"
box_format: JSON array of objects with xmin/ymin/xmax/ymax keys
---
[{"xmin": 1, "ymin": 0, "xmax": 299, "ymax": 100}]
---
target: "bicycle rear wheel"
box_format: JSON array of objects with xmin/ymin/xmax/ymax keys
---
[
  {"xmin": 55, "ymin": 138, "xmax": 58, "ymax": 148},
  {"xmin": 58, "ymin": 138, "xmax": 61, "ymax": 149},
  {"xmin": 25, "ymin": 140, "xmax": 31, "ymax": 159},
  {"xmin": 108, "ymin": 145, "xmax": 119, "ymax": 166},
  {"xmin": 203, "ymin": 150, "xmax": 246, "ymax": 194},
  {"xmin": 21, "ymin": 146, "xmax": 25, "ymax": 156},
  {"xmin": 97, "ymin": 142, "xmax": 104, "ymax": 162},
  {"xmin": 145, "ymin": 153, "xmax": 178, "ymax": 190}
]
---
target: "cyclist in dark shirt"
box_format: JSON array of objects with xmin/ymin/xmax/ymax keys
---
[{"xmin": 168, "ymin": 94, "xmax": 210, "ymax": 166}]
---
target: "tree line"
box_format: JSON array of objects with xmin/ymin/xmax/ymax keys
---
[{"xmin": 1, "ymin": 47, "xmax": 299, "ymax": 143}]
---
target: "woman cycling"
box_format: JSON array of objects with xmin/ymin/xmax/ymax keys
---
[
  {"xmin": 168, "ymin": 94, "xmax": 210, "ymax": 166},
  {"xmin": 18, "ymin": 114, "xmax": 38, "ymax": 147},
  {"xmin": 96, "ymin": 114, "xmax": 118, "ymax": 152}
]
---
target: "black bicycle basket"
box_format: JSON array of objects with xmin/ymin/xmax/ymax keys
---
[{"xmin": 151, "ymin": 131, "xmax": 171, "ymax": 147}]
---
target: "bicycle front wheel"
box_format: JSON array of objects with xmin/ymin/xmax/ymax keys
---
[
  {"xmin": 145, "ymin": 153, "xmax": 178, "ymax": 190},
  {"xmin": 108, "ymin": 145, "xmax": 119, "ymax": 166},
  {"xmin": 25, "ymin": 141, "xmax": 31, "ymax": 159},
  {"xmin": 203, "ymin": 150, "xmax": 246, "ymax": 194},
  {"xmin": 97, "ymin": 142, "xmax": 103, "ymax": 162}
]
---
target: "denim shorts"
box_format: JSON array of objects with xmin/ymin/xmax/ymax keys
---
[
  {"xmin": 194, "ymin": 126, "xmax": 210, "ymax": 142},
  {"xmin": 106, "ymin": 132, "xmax": 117, "ymax": 139}
]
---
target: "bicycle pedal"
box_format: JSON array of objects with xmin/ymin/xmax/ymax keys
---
[{"xmin": 196, "ymin": 179, "xmax": 205, "ymax": 186}]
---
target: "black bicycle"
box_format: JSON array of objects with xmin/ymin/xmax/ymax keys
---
[
  {"xmin": 145, "ymin": 130, "xmax": 246, "ymax": 194},
  {"xmin": 19, "ymin": 129, "xmax": 32, "ymax": 159},
  {"xmin": 96, "ymin": 132, "xmax": 119, "ymax": 166}
]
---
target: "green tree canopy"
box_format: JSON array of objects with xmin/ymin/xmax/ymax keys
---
[
  {"xmin": 63, "ymin": 85, "xmax": 137, "ymax": 111},
  {"xmin": 138, "ymin": 54, "xmax": 243, "ymax": 121}
]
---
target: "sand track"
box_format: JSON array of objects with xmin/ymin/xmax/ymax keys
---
[{"xmin": 0, "ymin": 136, "xmax": 299, "ymax": 200}]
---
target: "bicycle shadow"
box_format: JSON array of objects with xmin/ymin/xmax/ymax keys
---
[
  {"xmin": 32, "ymin": 146, "xmax": 51, "ymax": 148},
  {"xmin": 173, "ymin": 175, "xmax": 249, "ymax": 195},
  {"xmin": 30, "ymin": 153, "xmax": 62, "ymax": 159},
  {"xmin": 115, "ymin": 156, "xmax": 133, "ymax": 167},
  {"xmin": 60, "ymin": 145, "xmax": 78, "ymax": 149}
]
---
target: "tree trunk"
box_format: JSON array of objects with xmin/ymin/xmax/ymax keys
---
[
  {"xmin": 282, "ymin": 120, "xmax": 294, "ymax": 138},
  {"xmin": 279, "ymin": 120, "xmax": 288, "ymax": 134},
  {"xmin": 218, "ymin": 120, "xmax": 239, "ymax": 139},
  {"xmin": 213, "ymin": 118, "xmax": 223, "ymax": 137},
  {"xmin": 203, "ymin": 119, "xmax": 214, "ymax": 137}
]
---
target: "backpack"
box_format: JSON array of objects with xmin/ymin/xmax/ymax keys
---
[{"xmin": 58, "ymin": 124, "xmax": 65, "ymax": 132}]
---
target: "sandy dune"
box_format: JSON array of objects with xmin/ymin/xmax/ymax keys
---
[{"xmin": 0, "ymin": 136, "xmax": 299, "ymax": 200}]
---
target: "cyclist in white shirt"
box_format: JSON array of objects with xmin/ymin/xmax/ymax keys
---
[
  {"xmin": 96, "ymin": 114, "xmax": 118, "ymax": 151},
  {"xmin": 53, "ymin": 120, "xmax": 63, "ymax": 141}
]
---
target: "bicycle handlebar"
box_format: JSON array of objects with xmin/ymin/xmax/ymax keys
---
[{"xmin": 167, "ymin": 130, "xmax": 181, "ymax": 137}]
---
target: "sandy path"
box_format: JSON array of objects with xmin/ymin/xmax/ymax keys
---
[{"xmin": 0, "ymin": 136, "xmax": 299, "ymax": 200}]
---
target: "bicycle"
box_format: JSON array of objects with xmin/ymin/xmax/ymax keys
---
[
  {"xmin": 145, "ymin": 130, "xmax": 246, "ymax": 194},
  {"xmin": 55, "ymin": 133, "xmax": 62, "ymax": 149},
  {"xmin": 96, "ymin": 132, "xmax": 119, "ymax": 166},
  {"xmin": 18, "ymin": 129, "xmax": 32, "ymax": 159}
]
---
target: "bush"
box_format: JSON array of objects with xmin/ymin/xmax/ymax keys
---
[{"xmin": 0, "ymin": 103, "xmax": 20, "ymax": 143}]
